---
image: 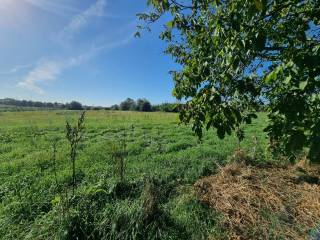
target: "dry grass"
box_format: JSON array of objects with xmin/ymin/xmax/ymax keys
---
[{"xmin": 195, "ymin": 160, "xmax": 320, "ymax": 239}]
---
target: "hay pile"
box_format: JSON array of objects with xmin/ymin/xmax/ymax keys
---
[{"xmin": 194, "ymin": 161, "xmax": 320, "ymax": 239}]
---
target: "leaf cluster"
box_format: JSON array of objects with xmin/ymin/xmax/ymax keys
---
[{"xmin": 139, "ymin": 0, "xmax": 320, "ymax": 162}]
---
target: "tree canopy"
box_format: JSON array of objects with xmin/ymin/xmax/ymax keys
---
[
  {"xmin": 139, "ymin": 0, "xmax": 320, "ymax": 162},
  {"xmin": 66, "ymin": 101, "xmax": 83, "ymax": 110},
  {"xmin": 120, "ymin": 98, "xmax": 137, "ymax": 111},
  {"xmin": 136, "ymin": 98, "xmax": 152, "ymax": 112}
]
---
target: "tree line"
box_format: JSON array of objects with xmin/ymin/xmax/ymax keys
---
[
  {"xmin": 110, "ymin": 98, "xmax": 182, "ymax": 112},
  {"xmin": 0, "ymin": 98, "xmax": 89, "ymax": 110},
  {"xmin": 0, "ymin": 98, "xmax": 182, "ymax": 112}
]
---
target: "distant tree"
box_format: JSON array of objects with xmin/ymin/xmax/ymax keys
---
[
  {"xmin": 136, "ymin": 99, "xmax": 144, "ymax": 111},
  {"xmin": 152, "ymin": 103, "xmax": 182, "ymax": 113},
  {"xmin": 120, "ymin": 98, "xmax": 136, "ymax": 111},
  {"xmin": 141, "ymin": 100, "xmax": 152, "ymax": 112},
  {"xmin": 34, "ymin": 101, "xmax": 42, "ymax": 107},
  {"xmin": 46, "ymin": 102, "xmax": 54, "ymax": 108},
  {"xmin": 21, "ymin": 100, "xmax": 28, "ymax": 107},
  {"xmin": 136, "ymin": 98, "xmax": 152, "ymax": 112},
  {"xmin": 67, "ymin": 101, "xmax": 83, "ymax": 110},
  {"xmin": 110, "ymin": 104, "xmax": 120, "ymax": 110},
  {"xmin": 0, "ymin": 98, "xmax": 89, "ymax": 110}
]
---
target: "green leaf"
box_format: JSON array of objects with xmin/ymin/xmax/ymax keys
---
[
  {"xmin": 166, "ymin": 21, "xmax": 174, "ymax": 28},
  {"xmin": 265, "ymin": 70, "xmax": 277, "ymax": 84},
  {"xmin": 254, "ymin": 0, "xmax": 263, "ymax": 11},
  {"xmin": 265, "ymin": 65, "xmax": 284, "ymax": 84},
  {"xmin": 299, "ymin": 80, "xmax": 308, "ymax": 90},
  {"xmin": 284, "ymin": 76, "xmax": 292, "ymax": 84}
]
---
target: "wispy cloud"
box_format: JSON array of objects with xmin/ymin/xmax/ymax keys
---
[
  {"xmin": 16, "ymin": 0, "xmax": 135, "ymax": 94},
  {"xmin": 17, "ymin": 33, "xmax": 135, "ymax": 94},
  {"xmin": 24, "ymin": 0, "xmax": 80, "ymax": 16},
  {"xmin": 17, "ymin": 60, "xmax": 65, "ymax": 94},
  {"xmin": 60, "ymin": 0, "xmax": 107, "ymax": 40},
  {"xmin": 0, "ymin": 63, "xmax": 35, "ymax": 75}
]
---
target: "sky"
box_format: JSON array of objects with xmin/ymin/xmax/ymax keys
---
[{"xmin": 0, "ymin": 0, "xmax": 177, "ymax": 106}]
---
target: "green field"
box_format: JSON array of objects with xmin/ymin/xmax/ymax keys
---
[{"xmin": 0, "ymin": 110, "xmax": 269, "ymax": 239}]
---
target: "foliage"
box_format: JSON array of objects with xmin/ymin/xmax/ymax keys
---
[
  {"xmin": 66, "ymin": 101, "xmax": 84, "ymax": 111},
  {"xmin": 0, "ymin": 98, "xmax": 94, "ymax": 112},
  {"xmin": 0, "ymin": 98, "xmax": 66, "ymax": 110},
  {"xmin": 110, "ymin": 104, "xmax": 120, "ymax": 110},
  {"xmin": 136, "ymin": 98, "xmax": 152, "ymax": 112},
  {"xmin": 152, "ymin": 102, "xmax": 183, "ymax": 112},
  {"xmin": 139, "ymin": 0, "xmax": 320, "ymax": 161},
  {"xmin": 120, "ymin": 98, "xmax": 137, "ymax": 111}
]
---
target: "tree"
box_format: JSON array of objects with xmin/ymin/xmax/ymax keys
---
[
  {"xmin": 110, "ymin": 104, "xmax": 120, "ymax": 110},
  {"xmin": 67, "ymin": 101, "xmax": 83, "ymax": 110},
  {"xmin": 141, "ymin": 100, "xmax": 152, "ymax": 112},
  {"xmin": 136, "ymin": 98, "xmax": 152, "ymax": 112},
  {"xmin": 46, "ymin": 102, "xmax": 54, "ymax": 108},
  {"xmin": 139, "ymin": 0, "xmax": 320, "ymax": 162},
  {"xmin": 120, "ymin": 98, "xmax": 136, "ymax": 111}
]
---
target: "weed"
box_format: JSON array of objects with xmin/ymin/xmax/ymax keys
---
[
  {"xmin": 66, "ymin": 111, "xmax": 86, "ymax": 195},
  {"xmin": 110, "ymin": 128, "xmax": 128, "ymax": 183}
]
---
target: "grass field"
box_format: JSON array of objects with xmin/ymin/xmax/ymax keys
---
[{"xmin": 0, "ymin": 110, "xmax": 270, "ymax": 239}]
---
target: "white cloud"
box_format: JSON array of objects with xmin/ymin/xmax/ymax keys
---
[
  {"xmin": 15, "ymin": 0, "xmax": 136, "ymax": 94},
  {"xmin": 17, "ymin": 60, "xmax": 63, "ymax": 94},
  {"xmin": 17, "ymin": 33, "xmax": 135, "ymax": 94},
  {"xmin": 61, "ymin": 0, "xmax": 107, "ymax": 40}
]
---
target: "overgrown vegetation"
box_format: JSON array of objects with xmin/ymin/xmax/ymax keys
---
[
  {"xmin": 0, "ymin": 1, "xmax": 319, "ymax": 238},
  {"xmin": 0, "ymin": 110, "xmax": 319, "ymax": 239},
  {"xmin": 0, "ymin": 110, "xmax": 262, "ymax": 239}
]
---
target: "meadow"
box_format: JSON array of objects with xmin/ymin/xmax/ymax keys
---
[{"xmin": 0, "ymin": 110, "xmax": 274, "ymax": 239}]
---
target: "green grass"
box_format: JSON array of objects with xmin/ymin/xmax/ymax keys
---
[{"xmin": 0, "ymin": 110, "xmax": 269, "ymax": 239}]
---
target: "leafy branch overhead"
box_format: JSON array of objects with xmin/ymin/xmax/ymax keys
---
[{"xmin": 138, "ymin": 0, "xmax": 320, "ymax": 162}]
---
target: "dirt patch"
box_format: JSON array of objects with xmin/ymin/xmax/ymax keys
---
[{"xmin": 194, "ymin": 161, "xmax": 320, "ymax": 239}]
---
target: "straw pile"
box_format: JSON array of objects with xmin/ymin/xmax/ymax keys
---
[{"xmin": 195, "ymin": 161, "xmax": 320, "ymax": 239}]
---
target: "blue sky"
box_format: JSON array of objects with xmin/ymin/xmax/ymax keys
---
[{"xmin": 0, "ymin": 0, "xmax": 177, "ymax": 106}]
